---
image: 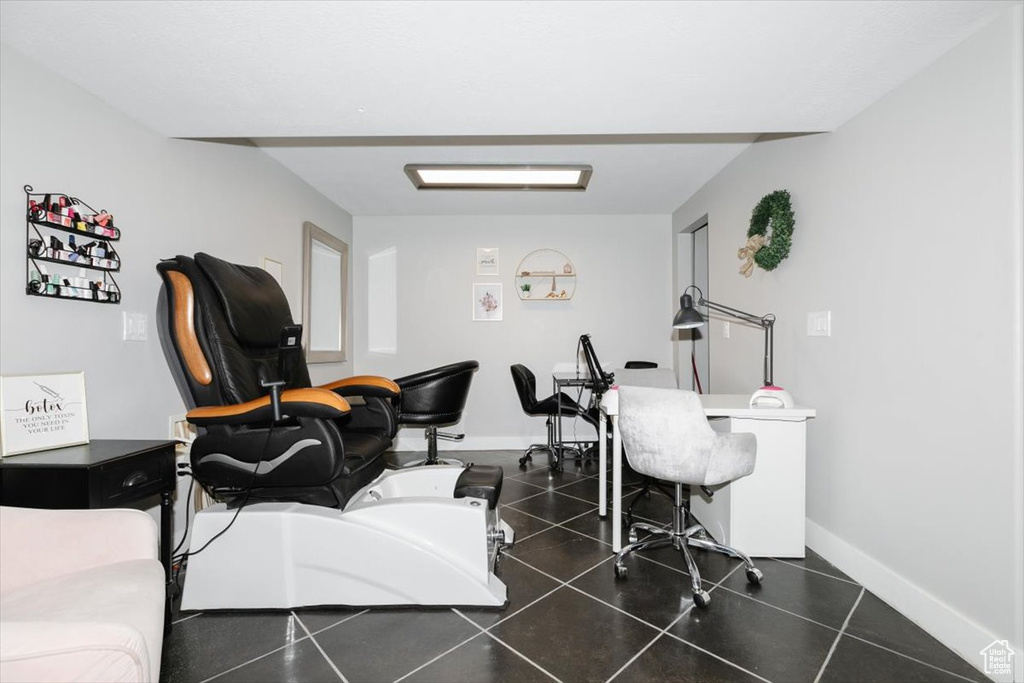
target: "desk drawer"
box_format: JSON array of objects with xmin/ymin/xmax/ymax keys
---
[{"xmin": 101, "ymin": 455, "xmax": 167, "ymax": 504}]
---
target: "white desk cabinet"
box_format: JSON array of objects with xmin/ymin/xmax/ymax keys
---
[
  {"xmin": 693, "ymin": 396, "xmax": 815, "ymax": 558},
  {"xmin": 599, "ymin": 392, "xmax": 815, "ymax": 559}
]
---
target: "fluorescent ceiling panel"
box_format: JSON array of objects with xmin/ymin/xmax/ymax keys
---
[{"xmin": 405, "ymin": 165, "xmax": 592, "ymax": 190}]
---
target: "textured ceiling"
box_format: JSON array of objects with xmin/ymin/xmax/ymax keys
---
[{"xmin": 0, "ymin": 1, "xmax": 1014, "ymax": 215}]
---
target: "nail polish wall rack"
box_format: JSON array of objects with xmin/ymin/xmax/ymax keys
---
[
  {"xmin": 24, "ymin": 185, "xmax": 122, "ymax": 305},
  {"xmin": 26, "ymin": 214, "xmax": 121, "ymax": 240}
]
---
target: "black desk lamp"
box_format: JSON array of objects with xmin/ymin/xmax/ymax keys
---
[{"xmin": 673, "ymin": 285, "xmax": 793, "ymax": 408}]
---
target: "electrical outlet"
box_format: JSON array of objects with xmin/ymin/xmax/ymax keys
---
[
  {"xmin": 807, "ymin": 311, "xmax": 831, "ymax": 337},
  {"xmin": 122, "ymin": 312, "xmax": 148, "ymax": 341}
]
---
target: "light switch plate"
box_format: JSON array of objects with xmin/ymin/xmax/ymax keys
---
[
  {"xmin": 123, "ymin": 311, "xmax": 148, "ymax": 341},
  {"xmin": 722, "ymin": 321, "xmax": 730, "ymax": 339},
  {"xmin": 807, "ymin": 311, "xmax": 831, "ymax": 337}
]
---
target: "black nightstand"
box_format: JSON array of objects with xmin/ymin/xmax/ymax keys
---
[{"xmin": 0, "ymin": 439, "xmax": 177, "ymax": 625}]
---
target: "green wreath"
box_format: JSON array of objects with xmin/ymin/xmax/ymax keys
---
[{"xmin": 747, "ymin": 190, "xmax": 795, "ymax": 271}]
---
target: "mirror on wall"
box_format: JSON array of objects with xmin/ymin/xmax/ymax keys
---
[{"xmin": 301, "ymin": 221, "xmax": 349, "ymax": 363}]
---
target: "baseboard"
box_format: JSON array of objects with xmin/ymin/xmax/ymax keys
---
[{"xmin": 806, "ymin": 519, "xmax": 1022, "ymax": 681}]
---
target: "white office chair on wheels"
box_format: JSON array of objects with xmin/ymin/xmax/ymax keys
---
[{"xmin": 612, "ymin": 386, "xmax": 764, "ymax": 607}]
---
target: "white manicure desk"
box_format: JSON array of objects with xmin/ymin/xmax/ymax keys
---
[{"xmin": 598, "ymin": 376, "xmax": 816, "ymax": 558}]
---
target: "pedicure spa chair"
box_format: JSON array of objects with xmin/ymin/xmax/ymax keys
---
[{"xmin": 156, "ymin": 253, "xmax": 512, "ymax": 610}]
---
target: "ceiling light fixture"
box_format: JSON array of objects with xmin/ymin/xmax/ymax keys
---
[{"xmin": 404, "ymin": 164, "xmax": 592, "ymax": 191}]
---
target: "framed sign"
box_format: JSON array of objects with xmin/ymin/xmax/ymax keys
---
[
  {"xmin": 476, "ymin": 248, "xmax": 499, "ymax": 276},
  {"xmin": 0, "ymin": 372, "xmax": 90, "ymax": 457}
]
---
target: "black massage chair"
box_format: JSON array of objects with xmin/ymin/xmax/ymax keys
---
[{"xmin": 156, "ymin": 252, "xmax": 484, "ymax": 509}]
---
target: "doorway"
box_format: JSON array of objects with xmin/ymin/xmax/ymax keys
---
[{"xmin": 674, "ymin": 220, "xmax": 709, "ymax": 392}]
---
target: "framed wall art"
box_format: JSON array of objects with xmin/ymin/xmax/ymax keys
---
[
  {"xmin": 476, "ymin": 248, "xmax": 499, "ymax": 276},
  {"xmin": 0, "ymin": 372, "xmax": 90, "ymax": 457},
  {"xmin": 472, "ymin": 283, "xmax": 503, "ymax": 321}
]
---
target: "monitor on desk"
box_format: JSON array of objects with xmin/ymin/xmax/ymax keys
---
[{"xmin": 579, "ymin": 334, "xmax": 614, "ymax": 394}]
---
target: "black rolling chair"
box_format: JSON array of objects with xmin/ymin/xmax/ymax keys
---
[
  {"xmin": 511, "ymin": 364, "xmax": 599, "ymax": 469},
  {"xmin": 394, "ymin": 361, "xmax": 479, "ymax": 467}
]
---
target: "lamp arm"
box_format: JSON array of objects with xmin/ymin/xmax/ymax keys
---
[
  {"xmin": 698, "ymin": 298, "xmax": 769, "ymax": 328},
  {"xmin": 698, "ymin": 297, "xmax": 777, "ymax": 387}
]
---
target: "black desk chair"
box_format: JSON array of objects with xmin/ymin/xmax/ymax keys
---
[
  {"xmin": 511, "ymin": 364, "xmax": 599, "ymax": 469},
  {"xmin": 394, "ymin": 361, "xmax": 479, "ymax": 467}
]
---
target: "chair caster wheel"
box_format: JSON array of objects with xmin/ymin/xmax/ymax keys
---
[
  {"xmin": 693, "ymin": 590, "xmax": 711, "ymax": 608},
  {"xmin": 746, "ymin": 568, "xmax": 763, "ymax": 585},
  {"xmin": 614, "ymin": 564, "xmax": 628, "ymax": 579}
]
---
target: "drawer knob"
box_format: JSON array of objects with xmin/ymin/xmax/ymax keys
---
[{"xmin": 123, "ymin": 472, "xmax": 149, "ymax": 488}]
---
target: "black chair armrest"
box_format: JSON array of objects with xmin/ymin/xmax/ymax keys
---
[{"xmin": 319, "ymin": 375, "xmax": 401, "ymax": 400}]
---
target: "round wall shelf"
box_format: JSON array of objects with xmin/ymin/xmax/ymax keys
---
[{"xmin": 515, "ymin": 249, "xmax": 576, "ymax": 300}]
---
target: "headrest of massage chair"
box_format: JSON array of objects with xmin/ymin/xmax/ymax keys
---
[{"xmin": 195, "ymin": 252, "xmax": 294, "ymax": 348}]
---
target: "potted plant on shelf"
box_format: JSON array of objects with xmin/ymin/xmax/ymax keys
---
[{"xmin": 520, "ymin": 283, "xmax": 532, "ymax": 299}]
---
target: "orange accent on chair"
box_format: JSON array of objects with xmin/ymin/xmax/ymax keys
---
[
  {"xmin": 187, "ymin": 388, "xmax": 351, "ymax": 422},
  {"xmin": 166, "ymin": 271, "xmax": 213, "ymax": 386},
  {"xmin": 319, "ymin": 376, "xmax": 401, "ymax": 396}
]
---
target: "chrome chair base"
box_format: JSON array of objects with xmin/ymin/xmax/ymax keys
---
[
  {"xmin": 401, "ymin": 427, "xmax": 465, "ymax": 468},
  {"xmin": 403, "ymin": 457, "xmax": 465, "ymax": 467},
  {"xmin": 612, "ymin": 484, "xmax": 763, "ymax": 608},
  {"xmin": 517, "ymin": 418, "xmax": 593, "ymax": 471}
]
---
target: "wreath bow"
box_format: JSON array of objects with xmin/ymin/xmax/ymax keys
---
[{"xmin": 737, "ymin": 234, "xmax": 766, "ymax": 278}]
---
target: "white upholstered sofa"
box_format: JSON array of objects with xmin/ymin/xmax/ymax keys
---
[{"xmin": 0, "ymin": 506, "xmax": 165, "ymax": 683}]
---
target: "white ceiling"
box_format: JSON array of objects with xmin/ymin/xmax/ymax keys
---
[{"xmin": 0, "ymin": 1, "xmax": 1014, "ymax": 215}]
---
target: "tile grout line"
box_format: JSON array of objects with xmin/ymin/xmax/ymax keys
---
[
  {"xmin": 449, "ymin": 609, "xmax": 564, "ymax": 683},
  {"xmin": 301, "ymin": 608, "xmax": 369, "ymax": 637},
  {"xmin": 197, "ymin": 609, "xmax": 370, "ymax": 683},
  {"xmin": 813, "ymin": 587, "xmax": 864, "ymax": 683},
  {"xmin": 173, "ymin": 455, "xmax": 976, "ymax": 683},
  {"xmin": 504, "ymin": 494, "xmax": 667, "ymax": 546},
  {"xmin": 473, "ymin": 552, "xmax": 614, "ymax": 632},
  {"xmin": 171, "ymin": 612, "xmax": 202, "ymax": 625},
  {"xmin": 602, "ymin": 632, "xmax": 665, "ymax": 683},
  {"xmin": 198, "ymin": 634, "xmax": 313, "ymax": 683},
  {"xmin": 521, "ymin": 538, "xmax": 980, "ymax": 683},
  {"xmin": 653, "ymin": 563, "xmax": 774, "ymax": 683},
  {"xmin": 772, "ymin": 557, "xmax": 862, "ymax": 586},
  {"xmin": 502, "ymin": 550, "xmax": 675, "ymax": 636},
  {"xmin": 712, "ymin": 582, "xmax": 847, "ymax": 634},
  {"xmin": 480, "ymin": 631, "xmax": 564, "ymax": 683},
  {"xmin": 839, "ymin": 631, "xmax": 986, "ymax": 683},
  {"xmin": 293, "ymin": 610, "xmax": 350, "ymax": 683},
  {"xmin": 391, "ymin": 617, "xmax": 488, "ymax": 683},
  {"xmin": 708, "ymin": 570, "xmax": 994, "ymax": 680}
]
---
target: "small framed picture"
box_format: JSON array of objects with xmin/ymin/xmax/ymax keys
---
[
  {"xmin": 476, "ymin": 248, "xmax": 499, "ymax": 276},
  {"xmin": 472, "ymin": 283, "xmax": 503, "ymax": 322},
  {"xmin": 0, "ymin": 372, "xmax": 90, "ymax": 457}
]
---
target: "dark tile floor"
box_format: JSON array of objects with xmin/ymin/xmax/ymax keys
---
[{"xmin": 161, "ymin": 451, "xmax": 989, "ymax": 683}]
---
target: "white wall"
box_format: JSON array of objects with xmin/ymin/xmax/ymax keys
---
[
  {"xmin": 672, "ymin": 7, "xmax": 1024, "ymax": 675},
  {"xmin": 353, "ymin": 215, "xmax": 673, "ymax": 449},
  {"xmin": 0, "ymin": 45, "xmax": 356, "ymax": 442}
]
